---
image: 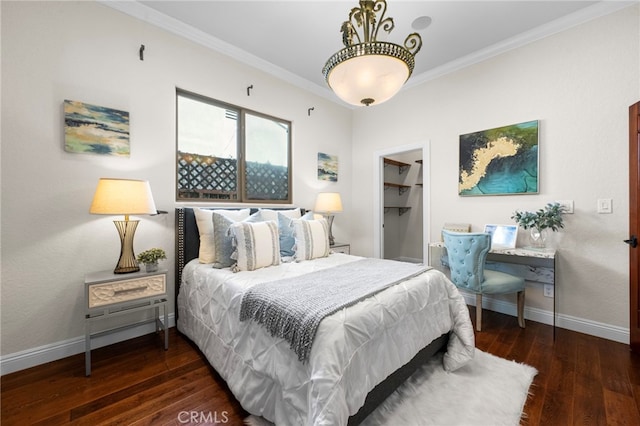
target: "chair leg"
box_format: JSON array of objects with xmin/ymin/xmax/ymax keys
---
[
  {"xmin": 517, "ymin": 290, "xmax": 525, "ymax": 328},
  {"xmin": 476, "ymin": 294, "xmax": 483, "ymax": 332}
]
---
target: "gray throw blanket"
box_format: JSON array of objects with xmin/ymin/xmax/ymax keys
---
[{"xmin": 239, "ymin": 258, "xmax": 431, "ymax": 363}]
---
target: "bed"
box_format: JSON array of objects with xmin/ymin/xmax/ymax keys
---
[{"xmin": 175, "ymin": 207, "xmax": 475, "ymax": 425}]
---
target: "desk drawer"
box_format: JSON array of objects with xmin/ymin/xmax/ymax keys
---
[{"xmin": 88, "ymin": 274, "xmax": 166, "ymax": 309}]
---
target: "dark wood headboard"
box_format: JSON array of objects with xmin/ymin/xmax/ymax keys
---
[{"xmin": 174, "ymin": 207, "xmax": 306, "ymax": 312}]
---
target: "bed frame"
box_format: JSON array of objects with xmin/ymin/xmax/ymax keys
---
[{"xmin": 174, "ymin": 207, "xmax": 449, "ymax": 425}]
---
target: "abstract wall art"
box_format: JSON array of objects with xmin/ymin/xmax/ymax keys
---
[
  {"xmin": 318, "ymin": 152, "xmax": 338, "ymax": 182},
  {"xmin": 458, "ymin": 120, "xmax": 539, "ymax": 196},
  {"xmin": 64, "ymin": 100, "xmax": 130, "ymax": 157}
]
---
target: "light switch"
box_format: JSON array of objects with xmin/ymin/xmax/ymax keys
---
[
  {"xmin": 556, "ymin": 200, "xmax": 574, "ymax": 214},
  {"xmin": 597, "ymin": 198, "xmax": 612, "ymax": 214}
]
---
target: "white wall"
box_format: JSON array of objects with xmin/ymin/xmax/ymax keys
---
[
  {"xmin": 0, "ymin": 1, "xmax": 352, "ymax": 365},
  {"xmin": 2, "ymin": 1, "xmax": 638, "ymax": 373},
  {"xmin": 351, "ymin": 4, "xmax": 639, "ymax": 334}
]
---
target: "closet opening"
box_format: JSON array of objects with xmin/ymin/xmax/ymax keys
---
[{"xmin": 373, "ymin": 142, "xmax": 430, "ymax": 264}]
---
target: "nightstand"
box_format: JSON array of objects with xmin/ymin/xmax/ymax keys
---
[
  {"xmin": 331, "ymin": 242, "xmax": 350, "ymax": 254},
  {"xmin": 84, "ymin": 269, "xmax": 168, "ymax": 376}
]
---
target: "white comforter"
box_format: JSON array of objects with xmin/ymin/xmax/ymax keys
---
[{"xmin": 177, "ymin": 253, "xmax": 475, "ymax": 425}]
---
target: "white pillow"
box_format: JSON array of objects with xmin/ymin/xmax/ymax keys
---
[
  {"xmin": 230, "ymin": 220, "xmax": 281, "ymax": 272},
  {"xmin": 194, "ymin": 208, "xmax": 250, "ymax": 263},
  {"xmin": 259, "ymin": 208, "xmax": 301, "ymax": 222},
  {"xmin": 292, "ymin": 218, "xmax": 330, "ymax": 261}
]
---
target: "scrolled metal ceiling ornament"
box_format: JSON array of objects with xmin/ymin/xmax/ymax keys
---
[{"xmin": 322, "ymin": 0, "xmax": 423, "ymax": 107}]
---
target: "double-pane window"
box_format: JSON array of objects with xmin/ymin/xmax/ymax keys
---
[{"xmin": 176, "ymin": 89, "xmax": 291, "ymax": 203}]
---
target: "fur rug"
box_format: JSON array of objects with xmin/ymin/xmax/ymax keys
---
[{"xmin": 245, "ymin": 350, "xmax": 537, "ymax": 426}]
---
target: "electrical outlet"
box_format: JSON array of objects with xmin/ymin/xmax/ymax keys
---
[
  {"xmin": 543, "ymin": 284, "xmax": 554, "ymax": 298},
  {"xmin": 556, "ymin": 200, "xmax": 574, "ymax": 214}
]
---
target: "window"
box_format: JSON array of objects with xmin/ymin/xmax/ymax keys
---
[{"xmin": 176, "ymin": 89, "xmax": 292, "ymax": 203}]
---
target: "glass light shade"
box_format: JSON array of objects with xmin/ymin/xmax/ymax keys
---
[
  {"xmin": 90, "ymin": 178, "xmax": 157, "ymax": 215},
  {"xmin": 326, "ymin": 54, "xmax": 410, "ymax": 107},
  {"xmin": 314, "ymin": 192, "xmax": 343, "ymax": 214}
]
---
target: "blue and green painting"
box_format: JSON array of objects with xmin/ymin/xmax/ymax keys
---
[
  {"xmin": 64, "ymin": 100, "xmax": 130, "ymax": 156},
  {"xmin": 318, "ymin": 152, "xmax": 338, "ymax": 182},
  {"xmin": 458, "ymin": 120, "xmax": 538, "ymax": 196}
]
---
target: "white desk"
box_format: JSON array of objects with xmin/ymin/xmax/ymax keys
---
[{"xmin": 429, "ymin": 243, "xmax": 557, "ymax": 335}]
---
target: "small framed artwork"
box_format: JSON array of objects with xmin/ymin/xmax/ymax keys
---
[
  {"xmin": 458, "ymin": 120, "xmax": 539, "ymax": 196},
  {"xmin": 318, "ymin": 152, "xmax": 338, "ymax": 182},
  {"xmin": 64, "ymin": 100, "xmax": 130, "ymax": 157}
]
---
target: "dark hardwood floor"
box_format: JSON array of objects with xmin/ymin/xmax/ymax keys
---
[{"xmin": 2, "ymin": 308, "xmax": 639, "ymax": 425}]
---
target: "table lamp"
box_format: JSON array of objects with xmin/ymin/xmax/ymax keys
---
[
  {"xmin": 314, "ymin": 192, "xmax": 343, "ymax": 246},
  {"xmin": 90, "ymin": 178, "xmax": 157, "ymax": 274}
]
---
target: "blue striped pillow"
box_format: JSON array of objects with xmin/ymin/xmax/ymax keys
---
[{"xmin": 230, "ymin": 220, "xmax": 281, "ymax": 272}]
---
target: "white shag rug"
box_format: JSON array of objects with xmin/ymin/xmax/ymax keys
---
[{"xmin": 245, "ymin": 349, "xmax": 537, "ymax": 426}]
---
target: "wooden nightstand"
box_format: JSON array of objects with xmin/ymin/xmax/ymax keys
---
[
  {"xmin": 331, "ymin": 242, "xmax": 350, "ymax": 254},
  {"xmin": 84, "ymin": 269, "xmax": 168, "ymax": 376}
]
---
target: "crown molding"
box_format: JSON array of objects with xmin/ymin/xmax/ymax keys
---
[
  {"xmin": 99, "ymin": 1, "xmax": 636, "ymax": 106},
  {"xmin": 404, "ymin": 1, "xmax": 638, "ymax": 90},
  {"xmin": 98, "ymin": 0, "xmax": 337, "ymax": 103}
]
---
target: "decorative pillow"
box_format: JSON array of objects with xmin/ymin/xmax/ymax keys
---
[
  {"xmin": 277, "ymin": 213, "xmax": 296, "ymax": 258},
  {"xmin": 278, "ymin": 210, "xmax": 314, "ymax": 258},
  {"xmin": 230, "ymin": 220, "xmax": 281, "ymax": 272},
  {"xmin": 292, "ymin": 218, "xmax": 330, "ymax": 261},
  {"xmin": 211, "ymin": 210, "xmax": 261, "ymax": 268},
  {"xmin": 259, "ymin": 208, "xmax": 301, "ymax": 222},
  {"xmin": 194, "ymin": 208, "xmax": 250, "ymax": 263}
]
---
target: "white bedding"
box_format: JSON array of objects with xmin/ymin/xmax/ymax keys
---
[{"xmin": 177, "ymin": 253, "xmax": 475, "ymax": 425}]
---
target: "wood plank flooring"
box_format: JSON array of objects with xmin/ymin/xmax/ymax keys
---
[{"xmin": 2, "ymin": 308, "xmax": 639, "ymax": 425}]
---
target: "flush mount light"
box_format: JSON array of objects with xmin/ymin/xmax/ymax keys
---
[{"xmin": 322, "ymin": 0, "xmax": 423, "ymax": 107}]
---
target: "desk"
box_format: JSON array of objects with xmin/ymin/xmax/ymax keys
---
[{"xmin": 429, "ymin": 243, "xmax": 557, "ymax": 335}]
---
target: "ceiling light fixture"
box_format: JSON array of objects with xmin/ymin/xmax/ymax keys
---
[{"xmin": 322, "ymin": 0, "xmax": 423, "ymax": 107}]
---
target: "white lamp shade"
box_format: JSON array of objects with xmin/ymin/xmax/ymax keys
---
[
  {"xmin": 314, "ymin": 192, "xmax": 343, "ymax": 214},
  {"xmin": 326, "ymin": 54, "xmax": 410, "ymax": 106},
  {"xmin": 90, "ymin": 178, "xmax": 157, "ymax": 215}
]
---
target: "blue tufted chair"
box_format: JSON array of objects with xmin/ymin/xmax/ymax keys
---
[{"xmin": 442, "ymin": 230, "xmax": 526, "ymax": 331}]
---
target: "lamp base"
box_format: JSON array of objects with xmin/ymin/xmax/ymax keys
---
[
  {"xmin": 113, "ymin": 219, "xmax": 140, "ymax": 274},
  {"xmin": 325, "ymin": 214, "xmax": 336, "ymax": 246}
]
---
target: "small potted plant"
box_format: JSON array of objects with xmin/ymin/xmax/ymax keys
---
[
  {"xmin": 136, "ymin": 248, "xmax": 167, "ymax": 272},
  {"xmin": 511, "ymin": 202, "xmax": 566, "ymax": 248}
]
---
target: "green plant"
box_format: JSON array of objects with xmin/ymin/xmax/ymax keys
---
[
  {"xmin": 511, "ymin": 202, "xmax": 566, "ymax": 231},
  {"xmin": 136, "ymin": 248, "xmax": 167, "ymax": 264}
]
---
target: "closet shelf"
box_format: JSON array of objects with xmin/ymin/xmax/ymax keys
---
[
  {"xmin": 383, "ymin": 158, "xmax": 411, "ymax": 174},
  {"xmin": 384, "ymin": 207, "xmax": 411, "ymax": 216},
  {"xmin": 384, "ymin": 182, "xmax": 411, "ymax": 195}
]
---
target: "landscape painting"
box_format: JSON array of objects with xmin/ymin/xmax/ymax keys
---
[
  {"xmin": 64, "ymin": 100, "xmax": 130, "ymax": 157},
  {"xmin": 458, "ymin": 120, "xmax": 539, "ymax": 196},
  {"xmin": 318, "ymin": 152, "xmax": 338, "ymax": 182}
]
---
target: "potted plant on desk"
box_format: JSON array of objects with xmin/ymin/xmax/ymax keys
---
[
  {"xmin": 136, "ymin": 248, "xmax": 167, "ymax": 272},
  {"xmin": 511, "ymin": 202, "xmax": 566, "ymax": 248}
]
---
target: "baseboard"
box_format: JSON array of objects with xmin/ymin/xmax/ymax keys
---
[
  {"xmin": 1, "ymin": 297, "xmax": 631, "ymax": 376},
  {"xmin": 460, "ymin": 292, "xmax": 630, "ymax": 345},
  {"xmin": 0, "ymin": 314, "xmax": 176, "ymax": 376}
]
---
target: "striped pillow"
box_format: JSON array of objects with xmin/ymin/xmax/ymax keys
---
[
  {"xmin": 230, "ymin": 220, "xmax": 281, "ymax": 272},
  {"xmin": 292, "ymin": 218, "xmax": 330, "ymax": 261}
]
